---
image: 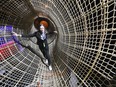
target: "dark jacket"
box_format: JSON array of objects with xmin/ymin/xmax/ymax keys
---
[
  {"xmin": 22, "ymin": 31, "xmax": 48, "ymax": 50},
  {"xmin": 22, "ymin": 31, "xmax": 47, "ymax": 45}
]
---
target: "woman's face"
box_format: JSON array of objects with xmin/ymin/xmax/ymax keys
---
[
  {"xmin": 40, "ymin": 25, "xmax": 45, "ymax": 32},
  {"xmin": 40, "ymin": 27, "xmax": 45, "ymax": 32}
]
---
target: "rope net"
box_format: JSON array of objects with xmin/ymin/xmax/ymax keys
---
[{"xmin": 0, "ymin": 0, "xmax": 116, "ymax": 87}]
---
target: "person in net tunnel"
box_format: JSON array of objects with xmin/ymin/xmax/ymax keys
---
[{"xmin": 13, "ymin": 25, "xmax": 57, "ymax": 71}]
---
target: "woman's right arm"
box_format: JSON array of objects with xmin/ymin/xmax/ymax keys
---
[
  {"xmin": 22, "ymin": 32, "xmax": 36, "ymax": 38},
  {"xmin": 12, "ymin": 32, "xmax": 36, "ymax": 38}
]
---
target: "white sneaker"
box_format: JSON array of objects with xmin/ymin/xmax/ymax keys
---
[
  {"xmin": 49, "ymin": 65, "xmax": 52, "ymax": 71},
  {"xmin": 45, "ymin": 59, "xmax": 48, "ymax": 64}
]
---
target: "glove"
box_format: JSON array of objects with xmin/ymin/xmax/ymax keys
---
[
  {"xmin": 12, "ymin": 32, "xmax": 22, "ymax": 37},
  {"xmin": 53, "ymin": 31, "xmax": 57, "ymax": 34}
]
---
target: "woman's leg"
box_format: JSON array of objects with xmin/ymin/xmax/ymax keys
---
[
  {"xmin": 44, "ymin": 40, "xmax": 51, "ymax": 66},
  {"xmin": 39, "ymin": 41, "xmax": 51, "ymax": 66},
  {"xmin": 39, "ymin": 41, "xmax": 52, "ymax": 70},
  {"xmin": 44, "ymin": 48, "xmax": 51, "ymax": 65}
]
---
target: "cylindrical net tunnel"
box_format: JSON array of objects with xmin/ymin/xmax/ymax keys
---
[{"xmin": 0, "ymin": 0, "xmax": 116, "ymax": 87}]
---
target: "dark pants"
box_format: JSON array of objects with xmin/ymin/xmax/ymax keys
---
[{"xmin": 38, "ymin": 40, "xmax": 51, "ymax": 65}]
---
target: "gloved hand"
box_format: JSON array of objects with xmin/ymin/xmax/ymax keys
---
[
  {"xmin": 12, "ymin": 32, "xmax": 22, "ymax": 37},
  {"xmin": 53, "ymin": 31, "xmax": 57, "ymax": 33}
]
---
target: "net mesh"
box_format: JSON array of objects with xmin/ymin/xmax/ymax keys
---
[{"xmin": 0, "ymin": 0, "xmax": 116, "ymax": 87}]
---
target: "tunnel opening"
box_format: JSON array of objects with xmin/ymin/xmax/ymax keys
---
[
  {"xmin": 34, "ymin": 16, "xmax": 56, "ymax": 32},
  {"xmin": 0, "ymin": 0, "xmax": 116, "ymax": 87}
]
